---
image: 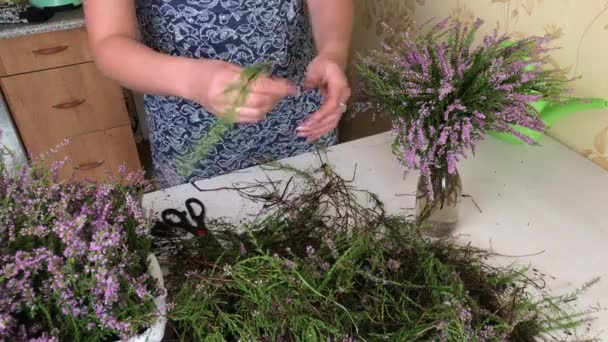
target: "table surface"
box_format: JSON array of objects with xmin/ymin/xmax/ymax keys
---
[{"xmin": 143, "ymin": 132, "xmax": 608, "ymax": 339}]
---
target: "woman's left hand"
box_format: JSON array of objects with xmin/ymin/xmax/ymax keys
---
[{"xmin": 297, "ymin": 55, "xmax": 351, "ymax": 142}]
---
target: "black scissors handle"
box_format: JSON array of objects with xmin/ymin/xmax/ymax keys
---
[
  {"xmin": 161, "ymin": 198, "xmax": 208, "ymax": 237},
  {"xmin": 185, "ymin": 198, "xmax": 206, "ymax": 227},
  {"xmin": 161, "ymin": 209, "xmax": 192, "ymax": 230}
]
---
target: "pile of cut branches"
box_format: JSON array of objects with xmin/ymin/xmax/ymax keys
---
[{"xmin": 154, "ymin": 160, "xmax": 597, "ymax": 341}]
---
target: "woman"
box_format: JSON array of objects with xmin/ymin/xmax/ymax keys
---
[{"xmin": 83, "ymin": 0, "xmax": 353, "ymax": 189}]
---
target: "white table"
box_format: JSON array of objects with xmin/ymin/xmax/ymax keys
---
[{"xmin": 143, "ymin": 132, "xmax": 608, "ymax": 339}]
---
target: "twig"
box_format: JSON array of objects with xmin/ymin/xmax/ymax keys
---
[
  {"xmin": 492, "ymin": 250, "xmax": 546, "ymax": 258},
  {"xmin": 395, "ymin": 193, "xmax": 416, "ymax": 197},
  {"xmin": 489, "ymin": 237, "xmax": 546, "ymax": 258},
  {"xmin": 347, "ymin": 163, "xmax": 358, "ymax": 183},
  {"xmin": 187, "ymin": 257, "xmax": 217, "ymax": 268},
  {"xmin": 490, "ymin": 239, "xmax": 546, "ymax": 258},
  {"xmin": 190, "ymin": 182, "xmax": 264, "ymax": 193},
  {"xmin": 164, "ymin": 321, "xmax": 183, "ymax": 342},
  {"xmin": 462, "ymin": 193, "xmax": 482, "ymax": 213},
  {"xmin": 279, "ymin": 177, "xmax": 294, "ymax": 202}
]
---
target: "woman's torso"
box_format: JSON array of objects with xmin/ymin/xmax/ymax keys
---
[
  {"xmin": 135, "ymin": 0, "xmax": 316, "ymax": 81},
  {"xmin": 133, "ymin": 0, "xmax": 335, "ymax": 189}
]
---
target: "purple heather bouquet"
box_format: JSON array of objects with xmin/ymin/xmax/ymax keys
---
[
  {"xmin": 357, "ymin": 18, "xmax": 570, "ymax": 200},
  {"xmin": 0, "ymin": 136, "xmax": 161, "ymax": 341}
]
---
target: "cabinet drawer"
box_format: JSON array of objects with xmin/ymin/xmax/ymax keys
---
[
  {"xmin": 0, "ymin": 28, "xmax": 92, "ymax": 77},
  {"xmin": 0, "ymin": 62, "xmax": 130, "ymax": 155},
  {"xmin": 54, "ymin": 125, "xmax": 142, "ymax": 182}
]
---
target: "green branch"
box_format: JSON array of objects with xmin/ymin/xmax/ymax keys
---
[{"xmin": 177, "ymin": 64, "xmax": 272, "ymax": 177}]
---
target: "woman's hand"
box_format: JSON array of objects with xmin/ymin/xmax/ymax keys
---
[
  {"xmin": 297, "ymin": 55, "xmax": 351, "ymax": 142},
  {"xmin": 181, "ymin": 59, "xmax": 298, "ymax": 123}
]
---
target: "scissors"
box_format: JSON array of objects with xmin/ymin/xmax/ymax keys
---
[{"xmin": 160, "ymin": 198, "xmax": 208, "ymax": 237}]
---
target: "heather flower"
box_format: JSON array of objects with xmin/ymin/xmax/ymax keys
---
[
  {"xmin": 0, "ymin": 143, "xmax": 159, "ymax": 341},
  {"xmin": 28, "ymin": 335, "xmax": 58, "ymax": 342},
  {"xmin": 357, "ymin": 17, "xmax": 570, "ymax": 201},
  {"xmin": 459, "ymin": 305, "xmax": 473, "ymax": 323},
  {"xmin": 223, "ymin": 265, "xmax": 233, "ymax": 276},
  {"xmin": 306, "ymin": 245, "xmax": 316, "ymax": 258},
  {"xmin": 436, "ymin": 321, "xmax": 449, "ymax": 342},
  {"xmin": 323, "ymin": 237, "xmax": 338, "ymax": 259},
  {"xmin": 283, "ymin": 259, "xmax": 296, "ymax": 269},
  {"xmin": 387, "ymin": 258, "xmax": 401, "ymax": 271},
  {"xmin": 479, "ymin": 325, "xmax": 498, "ymax": 341}
]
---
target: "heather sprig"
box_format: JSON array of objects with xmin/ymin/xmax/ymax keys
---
[
  {"xmin": 357, "ymin": 18, "xmax": 570, "ymax": 200},
  {"xmin": 0, "ymin": 142, "xmax": 160, "ymax": 341},
  {"xmin": 177, "ymin": 63, "xmax": 272, "ymax": 178}
]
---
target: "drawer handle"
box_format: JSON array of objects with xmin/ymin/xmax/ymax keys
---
[
  {"xmin": 32, "ymin": 45, "xmax": 69, "ymax": 55},
  {"xmin": 74, "ymin": 160, "xmax": 105, "ymax": 171},
  {"xmin": 53, "ymin": 99, "xmax": 87, "ymax": 110}
]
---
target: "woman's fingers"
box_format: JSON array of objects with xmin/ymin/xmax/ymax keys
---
[
  {"xmin": 301, "ymin": 74, "xmax": 349, "ymax": 127},
  {"xmin": 242, "ymin": 93, "xmax": 274, "ymax": 110},
  {"xmin": 297, "ymin": 85, "xmax": 349, "ymax": 141},
  {"xmin": 236, "ymin": 93, "xmax": 284, "ymax": 122},
  {"xmin": 234, "ymin": 107, "xmax": 266, "ymax": 123},
  {"xmin": 234, "ymin": 97, "xmax": 278, "ymax": 123},
  {"xmin": 220, "ymin": 77, "xmax": 296, "ymax": 123},
  {"xmin": 250, "ymin": 77, "xmax": 298, "ymax": 97},
  {"xmin": 297, "ymin": 81, "xmax": 349, "ymax": 141},
  {"xmin": 220, "ymin": 89, "xmax": 288, "ymax": 123},
  {"xmin": 297, "ymin": 107, "xmax": 342, "ymax": 141}
]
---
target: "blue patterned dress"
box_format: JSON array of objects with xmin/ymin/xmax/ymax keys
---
[{"xmin": 135, "ymin": 0, "xmax": 337, "ymax": 189}]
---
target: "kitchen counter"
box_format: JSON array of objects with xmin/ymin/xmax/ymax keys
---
[
  {"xmin": 143, "ymin": 132, "xmax": 608, "ymax": 339},
  {"xmin": 0, "ymin": 7, "xmax": 84, "ymax": 39}
]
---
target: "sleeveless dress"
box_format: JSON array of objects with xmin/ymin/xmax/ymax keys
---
[{"xmin": 135, "ymin": 0, "xmax": 337, "ymax": 189}]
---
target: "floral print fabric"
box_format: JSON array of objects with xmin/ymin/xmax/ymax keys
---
[{"xmin": 135, "ymin": 0, "xmax": 336, "ymax": 189}]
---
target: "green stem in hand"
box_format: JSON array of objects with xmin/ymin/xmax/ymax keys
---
[{"xmin": 177, "ymin": 64, "xmax": 272, "ymax": 177}]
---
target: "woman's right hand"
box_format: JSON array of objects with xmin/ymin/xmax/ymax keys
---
[
  {"xmin": 180, "ymin": 59, "xmax": 298, "ymax": 123},
  {"xmin": 85, "ymin": 0, "xmax": 296, "ymax": 123}
]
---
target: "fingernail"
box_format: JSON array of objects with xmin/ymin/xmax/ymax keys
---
[{"xmin": 296, "ymin": 125, "xmax": 309, "ymax": 131}]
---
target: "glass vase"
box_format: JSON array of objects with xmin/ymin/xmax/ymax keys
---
[{"xmin": 415, "ymin": 168, "xmax": 462, "ymax": 237}]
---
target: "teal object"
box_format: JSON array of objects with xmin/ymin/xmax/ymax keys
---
[{"xmin": 29, "ymin": 0, "xmax": 82, "ymax": 8}]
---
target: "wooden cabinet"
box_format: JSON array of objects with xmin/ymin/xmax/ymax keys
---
[
  {"xmin": 0, "ymin": 27, "xmax": 141, "ymax": 182},
  {"xmin": 58, "ymin": 126, "xmax": 141, "ymax": 181},
  {"xmin": 0, "ymin": 28, "xmax": 92, "ymax": 77},
  {"xmin": 1, "ymin": 63, "xmax": 131, "ymax": 155}
]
